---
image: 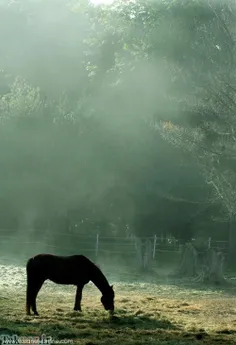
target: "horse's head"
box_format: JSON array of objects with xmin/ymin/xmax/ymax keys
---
[{"xmin": 101, "ymin": 285, "xmax": 115, "ymax": 312}]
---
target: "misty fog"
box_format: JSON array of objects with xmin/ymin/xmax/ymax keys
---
[{"xmin": 0, "ymin": 0, "xmax": 235, "ymax": 277}]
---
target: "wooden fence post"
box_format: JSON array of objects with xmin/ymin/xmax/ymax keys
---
[
  {"xmin": 95, "ymin": 233, "xmax": 99, "ymax": 257},
  {"xmin": 208, "ymin": 237, "xmax": 211, "ymax": 249},
  {"xmin": 153, "ymin": 234, "xmax": 157, "ymax": 259}
]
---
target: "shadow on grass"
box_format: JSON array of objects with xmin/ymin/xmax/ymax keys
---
[
  {"xmin": 0, "ymin": 317, "xmax": 79, "ymax": 339},
  {"xmin": 0, "ymin": 318, "xmax": 33, "ymax": 336},
  {"xmin": 106, "ymin": 313, "xmax": 180, "ymax": 330},
  {"xmin": 1, "ymin": 314, "xmax": 236, "ymax": 345},
  {"xmin": 0, "ymin": 311, "xmax": 179, "ymax": 338}
]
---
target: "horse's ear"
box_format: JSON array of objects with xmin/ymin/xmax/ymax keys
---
[{"xmin": 111, "ymin": 285, "xmax": 114, "ymax": 289}]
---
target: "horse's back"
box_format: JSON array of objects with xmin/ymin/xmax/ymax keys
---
[
  {"xmin": 26, "ymin": 253, "xmax": 91, "ymax": 285},
  {"xmin": 27, "ymin": 253, "xmax": 88, "ymax": 265}
]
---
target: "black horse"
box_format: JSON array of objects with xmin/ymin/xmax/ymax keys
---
[{"xmin": 26, "ymin": 253, "xmax": 115, "ymax": 316}]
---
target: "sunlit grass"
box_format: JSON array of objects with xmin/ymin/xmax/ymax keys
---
[{"xmin": 1, "ymin": 264, "xmax": 236, "ymax": 345}]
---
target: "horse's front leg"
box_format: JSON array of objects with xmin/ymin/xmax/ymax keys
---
[
  {"xmin": 74, "ymin": 284, "xmax": 84, "ymax": 311},
  {"xmin": 31, "ymin": 279, "xmax": 45, "ymax": 316}
]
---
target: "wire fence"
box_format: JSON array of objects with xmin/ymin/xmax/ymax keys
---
[{"xmin": 0, "ymin": 229, "xmax": 229, "ymax": 266}]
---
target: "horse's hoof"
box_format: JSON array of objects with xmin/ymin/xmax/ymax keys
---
[
  {"xmin": 73, "ymin": 308, "xmax": 82, "ymax": 312},
  {"xmin": 33, "ymin": 312, "xmax": 39, "ymax": 316},
  {"xmin": 110, "ymin": 315, "xmax": 119, "ymax": 321}
]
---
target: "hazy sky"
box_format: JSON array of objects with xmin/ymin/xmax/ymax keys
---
[
  {"xmin": 91, "ymin": 0, "xmax": 136, "ymax": 5},
  {"xmin": 91, "ymin": 0, "xmax": 114, "ymax": 5}
]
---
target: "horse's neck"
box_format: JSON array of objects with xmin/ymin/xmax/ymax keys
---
[{"xmin": 90, "ymin": 265, "xmax": 110, "ymax": 295}]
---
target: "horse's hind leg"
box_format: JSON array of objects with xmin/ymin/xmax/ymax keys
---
[
  {"xmin": 26, "ymin": 276, "xmax": 35, "ymax": 315},
  {"xmin": 26, "ymin": 284, "xmax": 32, "ymax": 315},
  {"xmin": 30, "ymin": 279, "xmax": 44, "ymax": 316},
  {"xmin": 74, "ymin": 284, "xmax": 84, "ymax": 311}
]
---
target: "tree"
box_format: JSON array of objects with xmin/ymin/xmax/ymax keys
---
[
  {"xmin": 0, "ymin": 0, "xmax": 228, "ymax": 252},
  {"xmin": 153, "ymin": 0, "xmax": 236, "ymax": 262}
]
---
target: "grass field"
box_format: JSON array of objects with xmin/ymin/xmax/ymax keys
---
[{"xmin": 0, "ymin": 263, "xmax": 236, "ymax": 344}]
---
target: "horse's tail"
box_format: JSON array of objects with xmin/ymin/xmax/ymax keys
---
[{"xmin": 26, "ymin": 257, "xmax": 35, "ymax": 315}]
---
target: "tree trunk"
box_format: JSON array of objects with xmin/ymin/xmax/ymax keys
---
[
  {"xmin": 195, "ymin": 248, "xmax": 225, "ymax": 284},
  {"xmin": 135, "ymin": 238, "xmax": 153, "ymax": 271},
  {"xmin": 177, "ymin": 243, "xmax": 198, "ymax": 277},
  {"xmin": 143, "ymin": 239, "xmax": 152, "ymax": 271},
  {"xmin": 175, "ymin": 243, "xmax": 226, "ymax": 285},
  {"xmin": 228, "ymin": 215, "xmax": 236, "ymax": 265},
  {"xmin": 135, "ymin": 237, "xmax": 144, "ymax": 270}
]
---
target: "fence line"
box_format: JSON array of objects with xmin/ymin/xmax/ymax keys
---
[
  {"xmin": 0, "ymin": 230, "xmax": 231, "ymax": 282},
  {"xmin": 0, "ymin": 229, "xmax": 229, "ymax": 243},
  {"xmin": 0, "ymin": 230, "xmax": 229, "ymax": 258}
]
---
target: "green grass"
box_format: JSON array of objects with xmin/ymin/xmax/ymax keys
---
[{"xmin": 0, "ymin": 265, "xmax": 236, "ymax": 344}]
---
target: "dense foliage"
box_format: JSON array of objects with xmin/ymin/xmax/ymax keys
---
[{"xmin": 0, "ymin": 0, "xmax": 235, "ymax": 252}]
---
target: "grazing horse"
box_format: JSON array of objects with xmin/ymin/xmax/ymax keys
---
[{"xmin": 26, "ymin": 253, "xmax": 115, "ymax": 316}]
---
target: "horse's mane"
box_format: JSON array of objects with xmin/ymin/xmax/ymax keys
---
[{"xmin": 85, "ymin": 257, "xmax": 111, "ymax": 292}]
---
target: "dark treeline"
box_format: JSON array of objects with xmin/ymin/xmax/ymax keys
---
[{"xmin": 0, "ymin": 0, "xmax": 235, "ymax": 258}]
